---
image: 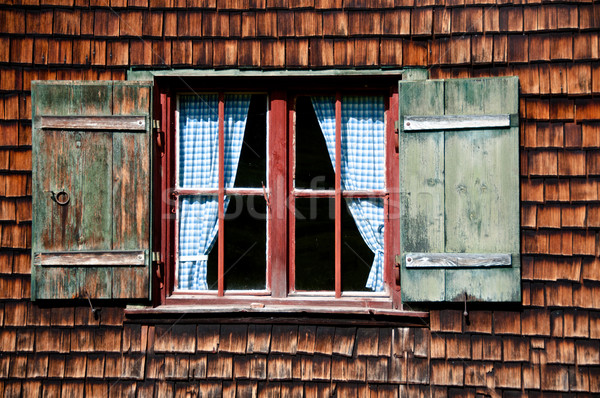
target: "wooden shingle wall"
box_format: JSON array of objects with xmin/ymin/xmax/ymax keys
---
[{"xmin": 0, "ymin": 0, "xmax": 599, "ymax": 395}]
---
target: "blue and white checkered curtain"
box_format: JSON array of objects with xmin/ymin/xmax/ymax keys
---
[
  {"xmin": 178, "ymin": 94, "xmax": 251, "ymax": 290},
  {"xmin": 311, "ymin": 96, "xmax": 386, "ymax": 291}
]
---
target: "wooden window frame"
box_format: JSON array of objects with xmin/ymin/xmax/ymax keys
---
[{"xmin": 153, "ymin": 78, "xmax": 407, "ymax": 313}]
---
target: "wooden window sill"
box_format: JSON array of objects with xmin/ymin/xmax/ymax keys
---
[{"xmin": 124, "ymin": 298, "xmax": 429, "ymax": 326}]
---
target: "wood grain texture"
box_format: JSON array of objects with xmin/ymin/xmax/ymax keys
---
[
  {"xmin": 403, "ymin": 114, "xmax": 511, "ymax": 131},
  {"xmin": 34, "ymin": 251, "xmax": 146, "ymax": 266},
  {"xmin": 31, "ymin": 81, "xmax": 152, "ymax": 300},
  {"xmin": 403, "ymin": 253, "xmax": 511, "ymax": 268},
  {"xmin": 399, "ymin": 77, "xmax": 520, "ymax": 303}
]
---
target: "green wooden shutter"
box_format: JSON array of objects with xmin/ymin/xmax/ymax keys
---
[
  {"xmin": 398, "ymin": 77, "xmax": 520, "ymax": 302},
  {"xmin": 31, "ymin": 81, "xmax": 153, "ymax": 301}
]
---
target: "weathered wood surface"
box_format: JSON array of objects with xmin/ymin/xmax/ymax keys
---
[
  {"xmin": 402, "ymin": 253, "xmax": 511, "ymax": 268},
  {"xmin": 403, "ymin": 114, "xmax": 510, "ymax": 131},
  {"xmin": 31, "ymin": 81, "xmax": 152, "ymax": 300},
  {"xmin": 399, "ymin": 77, "xmax": 520, "ymax": 303},
  {"xmin": 34, "ymin": 251, "xmax": 146, "ymax": 266},
  {"xmin": 40, "ymin": 116, "xmax": 146, "ymax": 131},
  {"xmin": 399, "ymin": 79, "xmax": 445, "ymax": 302}
]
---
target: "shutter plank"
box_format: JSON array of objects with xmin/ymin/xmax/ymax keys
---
[
  {"xmin": 399, "ymin": 79, "xmax": 446, "ymax": 302},
  {"xmin": 79, "ymin": 131, "xmax": 113, "ymax": 251},
  {"xmin": 75, "ymin": 84, "xmax": 113, "ymax": 116},
  {"xmin": 399, "ymin": 80, "xmax": 445, "ymax": 253},
  {"xmin": 112, "ymin": 83, "xmax": 151, "ymax": 299},
  {"xmin": 445, "ymin": 267, "xmax": 520, "ymax": 302},
  {"xmin": 112, "ymin": 133, "xmax": 150, "ymax": 250}
]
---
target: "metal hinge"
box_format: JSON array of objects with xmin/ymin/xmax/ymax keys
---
[
  {"xmin": 152, "ymin": 251, "xmax": 162, "ymax": 263},
  {"xmin": 152, "ymin": 119, "xmax": 161, "ymax": 130},
  {"xmin": 394, "ymin": 120, "xmax": 400, "ymax": 131}
]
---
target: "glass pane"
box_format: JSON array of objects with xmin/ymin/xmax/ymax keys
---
[
  {"xmin": 178, "ymin": 195, "xmax": 219, "ymax": 291},
  {"xmin": 207, "ymin": 195, "xmax": 267, "ymax": 291},
  {"xmin": 178, "ymin": 94, "xmax": 219, "ymax": 189},
  {"xmin": 295, "ymin": 198, "xmax": 335, "ymax": 291},
  {"xmin": 295, "ymin": 96, "xmax": 335, "ymax": 190},
  {"xmin": 233, "ymin": 94, "xmax": 267, "ymax": 188},
  {"xmin": 342, "ymin": 200, "xmax": 374, "ymax": 292}
]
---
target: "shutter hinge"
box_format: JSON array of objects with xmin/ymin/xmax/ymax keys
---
[
  {"xmin": 152, "ymin": 251, "xmax": 162, "ymax": 263},
  {"xmin": 394, "ymin": 120, "xmax": 399, "ymax": 131},
  {"xmin": 152, "ymin": 119, "xmax": 161, "ymax": 130}
]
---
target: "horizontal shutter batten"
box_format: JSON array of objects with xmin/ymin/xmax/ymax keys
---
[
  {"xmin": 34, "ymin": 250, "xmax": 147, "ymax": 267},
  {"xmin": 401, "ymin": 253, "xmax": 512, "ymax": 268},
  {"xmin": 40, "ymin": 115, "xmax": 146, "ymax": 131},
  {"xmin": 403, "ymin": 114, "xmax": 512, "ymax": 131}
]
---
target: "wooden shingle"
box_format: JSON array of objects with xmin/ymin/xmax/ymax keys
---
[
  {"xmin": 164, "ymin": 354, "xmax": 189, "ymax": 379},
  {"xmin": 430, "ymin": 360, "xmax": 463, "ymax": 386},
  {"xmin": 256, "ymin": 11, "xmax": 277, "ymax": 37},
  {"xmin": 445, "ymin": 335, "xmax": 470, "ymax": 360},
  {"xmin": 296, "ymin": 325, "xmax": 316, "ymax": 354},
  {"xmin": 260, "ymin": 39, "xmax": 285, "ymax": 67},
  {"xmin": 206, "ymin": 354, "xmax": 232, "ymax": 379},
  {"xmin": 285, "ymin": 39, "xmax": 308, "ymax": 67},
  {"xmin": 94, "ymin": 328, "xmax": 122, "ymax": 352},
  {"xmin": 323, "ymin": 10, "xmax": 348, "ymax": 36},
  {"xmin": 26, "ymin": 10, "xmax": 52, "ymax": 35},
  {"xmin": 433, "ymin": 7, "xmax": 450, "ymax": 36},
  {"xmin": 293, "ymin": 10, "xmax": 321, "ymax": 37},
  {"xmin": 189, "ymin": 354, "xmax": 207, "ymax": 379},
  {"xmin": 411, "ymin": 8, "xmax": 432, "ymax": 36},
  {"xmin": 402, "ymin": 40, "xmax": 427, "ymax": 66},
  {"xmin": 267, "ymin": 354, "xmax": 292, "ymax": 380},
  {"xmin": 354, "ymin": 38, "xmax": 378, "ymax": 66},
  {"xmin": 464, "ymin": 311, "xmax": 492, "ymax": 334}
]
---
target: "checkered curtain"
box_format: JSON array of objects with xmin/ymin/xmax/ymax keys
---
[
  {"xmin": 311, "ymin": 96, "xmax": 386, "ymax": 291},
  {"xmin": 178, "ymin": 94, "xmax": 251, "ymax": 290}
]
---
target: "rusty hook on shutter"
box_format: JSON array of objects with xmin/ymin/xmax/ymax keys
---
[
  {"xmin": 48, "ymin": 190, "xmax": 70, "ymax": 206},
  {"xmin": 81, "ymin": 290, "xmax": 100, "ymax": 320},
  {"xmin": 463, "ymin": 292, "xmax": 470, "ymax": 325},
  {"xmin": 261, "ymin": 181, "xmax": 271, "ymax": 207}
]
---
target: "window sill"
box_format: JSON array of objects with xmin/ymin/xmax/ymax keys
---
[{"xmin": 124, "ymin": 298, "xmax": 429, "ymax": 326}]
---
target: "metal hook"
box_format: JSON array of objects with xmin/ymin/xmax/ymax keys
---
[
  {"xmin": 83, "ymin": 290, "xmax": 100, "ymax": 320},
  {"xmin": 51, "ymin": 190, "xmax": 70, "ymax": 206},
  {"xmin": 261, "ymin": 181, "xmax": 270, "ymax": 207},
  {"xmin": 463, "ymin": 292, "xmax": 469, "ymax": 320}
]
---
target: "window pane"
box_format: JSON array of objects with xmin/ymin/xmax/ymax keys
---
[
  {"xmin": 207, "ymin": 195, "xmax": 267, "ymax": 291},
  {"xmin": 295, "ymin": 198, "xmax": 335, "ymax": 291},
  {"xmin": 178, "ymin": 94, "xmax": 219, "ymax": 188},
  {"xmin": 295, "ymin": 96, "xmax": 335, "ymax": 190},
  {"xmin": 233, "ymin": 94, "xmax": 267, "ymax": 188},
  {"xmin": 342, "ymin": 200, "xmax": 374, "ymax": 292}
]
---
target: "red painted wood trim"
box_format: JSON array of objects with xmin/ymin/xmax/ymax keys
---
[
  {"xmin": 288, "ymin": 96, "xmax": 296, "ymax": 294},
  {"xmin": 293, "ymin": 189, "xmax": 386, "ymax": 198},
  {"xmin": 168, "ymin": 90, "xmax": 177, "ymax": 298},
  {"xmin": 387, "ymin": 88, "xmax": 401, "ymax": 309},
  {"xmin": 172, "ymin": 188, "xmax": 264, "ymax": 196},
  {"xmin": 217, "ymin": 93, "xmax": 225, "ymax": 296},
  {"xmin": 335, "ymin": 93, "xmax": 342, "ymax": 299},
  {"xmin": 270, "ymin": 91, "xmax": 288, "ymax": 298}
]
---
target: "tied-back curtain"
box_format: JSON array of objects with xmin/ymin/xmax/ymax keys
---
[
  {"xmin": 178, "ymin": 94, "xmax": 251, "ymax": 290},
  {"xmin": 311, "ymin": 96, "xmax": 386, "ymax": 291}
]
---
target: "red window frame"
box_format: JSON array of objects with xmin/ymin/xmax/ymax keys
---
[{"xmin": 153, "ymin": 79, "xmax": 402, "ymax": 311}]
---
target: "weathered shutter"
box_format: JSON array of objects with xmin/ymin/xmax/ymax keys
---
[
  {"xmin": 398, "ymin": 77, "xmax": 520, "ymax": 302},
  {"xmin": 31, "ymin": 81, "xmax": 153, "ymax": 300}
]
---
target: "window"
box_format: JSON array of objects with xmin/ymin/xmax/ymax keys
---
[
  {"xmin": 162, "ymin": 82, "xmax": 400, "ymax": 309},
  {"xmin": 31, "ymin": 73, "xmax": 520, "ymax": 308}
]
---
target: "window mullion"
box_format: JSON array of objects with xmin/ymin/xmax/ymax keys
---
[
  {"xmin": 335, "ymin": 92, "xmax": 342, "ymax": 299},
  {"xmin": 217, "ymin": 93, "xmax": 225, "ymax": 296}
]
